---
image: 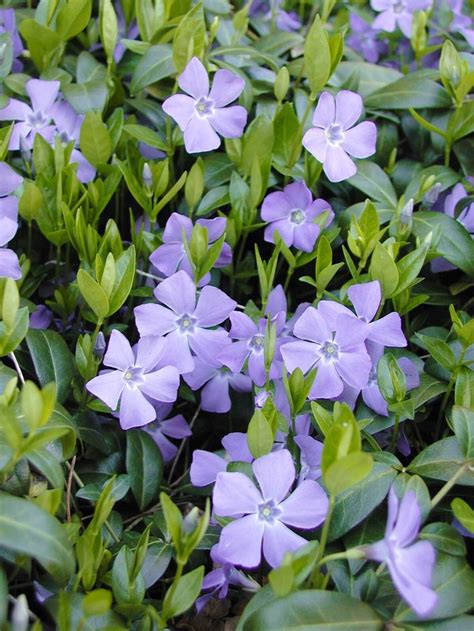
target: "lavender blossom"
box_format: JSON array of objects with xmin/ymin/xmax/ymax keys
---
[
  {"xmin": 114, "ymin": 1, "xmax": 140, "ymax": 63},
  {"xmin": 144, "ymin": 402, "xmax": 191, "ymax": 462},
  {"xmin": 0, "ymin": 9, "xmax": 23, "ymax": 72},
  {"xmin": 281, "ymin": 306, "xmax": 371, "ymax": 399},
  {"xmin": 51, "ymin": 101, "xmax": 96, "ymax": 183},
  {"xmin": 196, "ymin": 546, "xmax": 259, "ymax": 613},
  {"xmin": 218, "ymin": 311, "xmax": 287, "ymax": 387},
  {"xmin": 370, "ymin": 0, "xmax": 433, "ymax": 38},
  {"xmin": 29, "ymin": 305, "xmax": 53, "ymax": 330},
  {"xmin": 162, "ymin": 57, "xmax": 247, "ymax": 154},
  {"xmin": 134, "ymin": 270, "xmax": 236, "ymax": 373},
  {"xmin": 448, "ymin": 0, "xmax": 474, "ymax": 46},
  {"xmin": 190, "ymin": 432, "xmax": 253, "ymax": 487},
  {"xmin": 213, "ymin": 449, "xmax": 328, "ymax": 568},
  {"xmin": 432, "ymin": 183, "xmax": 474, "ymax": 272},
  {"xmin": 302, "ymin": 90, "xmax": 377, "ymax": 183},
  {"xmin": 86, "ymin": 330, "xmax": 180, "ymax": 429},
  {"xmin": 250, "ymin": 0, "xmax": 301, "ymax": 31},
  {"xmin": 365, "ymin": 487, "xmax": 437, "ymax": 617},
  {"xmin": 150, "ymin": 213, "xmax": 231, "ymax": 285},
  {"xmin": 261, "ymin": 181, "xmax": 333, "ymax": 252},
  {"xmin": 184, "ymin": 354, "xmax": 252, "ymax": 413},
  {"xmin": 0, "ymin": 79, "xmax": 60, "ymax": 150},
  {"xmin": 0, "ymin": 162, "xmax": 22, "ymax": 279},
  {"xmin": 347, "ymin": 14, "xmax": 388, "ymax": 63}
]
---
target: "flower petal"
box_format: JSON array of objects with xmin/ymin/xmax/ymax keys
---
[
  {"xmin": 262, "ymin": 520, "xmax": 307, "ymax": 568},
  {"xmin": 335, "ymin": 90, "xmax": 363, "ymax": 130},
  {"xmin": 134, "ymin": 303, "xmax": 177, "ymax": 337},
  {"xmin": 119, "ymin": 386, "xmax": 156, "ymax": 429},
  {"xmin": 104, "ymin": 329, "xmax": 134, "ymax": 370},
  {"xmin": 281, "ymin": 340, "xmax": 319, "ymax": 375},
  {"xmin": 194, "ymin": 285, "xmax": 236, "ymax": 327},
  {"xmin": 302, "ymin": 127, "xmax": 327, "ymax": 162},
  {"xmin": 323, "ymin": 145, "xmax": 357, "ymax": 182},
  {"xmin": 279, "ymin": 479, "xmax": 329, "ymax": 528},
  {"xmin": 184, "ymin": 115, "xmax": 221, "ymax": 153},
  {"xmin": 26, "ymin": 79, "xmax": 60, "ymax": 115},
  {"xmin": 312, "ymin": 91, "xmax": 335, "ymax": 128},
  {"xmin": 190, "ymin": 450, "xmax": 226, "ymax": 486},
  {"xmin": 213, "ymin": 471, "xmax": 261, "ymax": 517},
  {"xmin": 162, "ymin": 94, "xmax": 196, "ymax": 131},
  {"xmin": 178, "ymin": 57, "xmax": 209, "ymax": 99},
  {"xmin": 141, "ymin": 366, "xmax": 180, "ymax": 403},
  {"xmin": 347, "ymin": 280, "xmax": 381, "ymax": 321},
  {"xmin": 155, "ymin": 270, "xmax": 196, "ymax": 315},
  {"xmin": 86, "ymin": 370, "xmax": 124, "ymax": 410},
  {"xmin": 209, "ymin": 69, "xmax": 244, "ymax": 107},
  {"xmin": 342, "ymin": 121, "xmax": 377, "ymax": 158},
  {"xmin": 217, "ymin": 514, "xmax": 264, "ymax": 568},
  {"xmin": 209, "ymin": 105, "xmax": 247, "ymax": 138},
  {"xmin": 253, "ymin": 449, "xmax": 295, "ymax": 503}
]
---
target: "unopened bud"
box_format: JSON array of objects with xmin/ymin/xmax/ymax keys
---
[
  {"xmin": 142, "ymin": 162, "xmax": 153, "ymax": 188},
  {"xmin": 424, "ymin": 182, "xmax": 442, "ymax": 205},
  {"xmin": 400, "ymin": 198, "xmax": 414, "ymax": 225}
]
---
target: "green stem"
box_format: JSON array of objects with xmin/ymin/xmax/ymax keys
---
[{"xmin": 430, "ymin": 464, "xmax": 469, "ymax": 509}]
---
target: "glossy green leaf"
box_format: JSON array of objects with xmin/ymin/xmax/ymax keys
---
[
  {"xmin": 26, "ymin": 330, "xmax": 75, "ymax": 404},
  {"xmin": 130, "ymin": 44, "xmax": 175, "ymax": 94},
  {"xmin": 162, "ymin": 565, "xmax": 204, "ymax": 620},
  {"xmin": 126, "ymin": 430, "xmax": 163, "ymax": 510},
  {"xmin": 408, "ymin": 437, "xmax": 473, "ymax": 486},
  {"xmin": 365, "ymin": 76, "xmax": 451, "ymax": 110}
]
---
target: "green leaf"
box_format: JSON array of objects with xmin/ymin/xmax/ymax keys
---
[
  {"xmin": 408, "ymin": 437, "xmax": 473, "ymax": 486},
  {"xmin": 304, "ymin": 16, "xmax": 331, "ymax": 97},
  {"xmin": 77, "ymin": 269, "xmax": 109, "ymax": 321},
  {"xmin": 273, "ymin": 103, "xmax": 300, "ymax": 167},
  {"xmin": 27, "ymin": 448, "xmax": 65, "ymax": 489},
  {"xmin": 130, "ymin": 44, "xmax": 175, "ymax": 94},
  {"xmin": 108, "ymin": 246, "xmax": 136, "ymax": 316},
  {"xmin": 369, "ymin": 243, "xmax": 399, "ymax": 298},
  {"xmin": 126, "ymin": 430, "xmax": 163, "ymax": 510},
  {"xmin": 240, "ymin": 590, "xmax": 383, "ymax": 630},
  {"xmin": 412, "ymin": 210, "xmax": 474, "ymax": 277},
  {"xmin": 420, "ymin": 522, "xmax": 466, "ymax": 556},
  {"xmin": 19, "ymin": 20, "xmax": 62, "ymax": 72},
  {"xmin": 325, "ymin": 452, "xmax": 373, "ymax": 496},
  {"xmin": 0, "ymin": 494, "xmax": 75, "ymax": 583},
  {"xmin": 328, "ymin": 462, "xmax": 397, "ymax": 541},
  {"xmin": 364, "ymin": 75, "xmax": 451, "ymax": 110},
  {"xmin": 247, "ymin": 409, "xmax": 273, "ymax": 459},
  {"xmin": 451, "ymin": 406, "xmax": 474, "ymax": 459},
  {"xmin": 451, "ymin": 498, "xmax": 474, "ymax": 534},
  {"xmin": 79, "ymin": 112, "xmax": 113, "ymax": 167},
  {"xmin": 62, "ymin": 81, "xmax": 107, "ymax": 114},
  {"xmin": 123, "ymin": 124, "xmax": 167, "ymax": 151},
  {"xmin": 395, "ymin": 552, "xmax": 474, "ymax": 622},
  {"xmin": 99, "ymin": 0, "xmax": 118, "ymax": 64},
  {"xmin": 56, "ymin": 0, "xmax": 92, "ymax": 41},
  {"xmin": 162, "ymin": 565, "xmax": 204, "ymax": 620},
  {"xmin": 415, "ymin": 334, "xmax": 456, "ymax": 371},
  {"xmin": 172, "ymin": 3, "xmax": 206, "ymax": 73},
  {"xmin": 348, "ymin": 160, "xmax": 398, "ymax": 208},
  {"xmin": 26, "ymin": 330, "xmax": 75, "ymax": 404}
]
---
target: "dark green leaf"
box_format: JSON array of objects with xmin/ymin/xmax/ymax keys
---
[{"xmin": 126, "ymin": 430, "xmax": 163, "ymax": 510}]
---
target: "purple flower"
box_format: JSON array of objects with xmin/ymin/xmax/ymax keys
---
[
  {"xmin": 162, "ymin": 57, "xmax": 247, "ymax": 153},
  {"xmin": 294, "ymin": 435, "xmax": 323, "ymax": 481},
  {"xmin": 50, "ymin": 101, "xmax": 96, "ymax": 183},
  {"xmin": 431, "ymin": 183, "xmax": 474, "ymax": 273},
  {"xmin": 0, "ymin": 79, "xmax": 60, "ymax": 150},
  {"xmin": 150, "ymin": 213, "xmax": 232, "ymax": 286},
  {"xmin": 281, "ymin": 306, "xmax": 371, "ymax": 399},
  {"xmin": 347, "ymin": 14, "xmax": 388, "ymax": 63},
  {"xmin": 218, "ymin": 312, "xmax": 286, "ymax": 387},
  {"xmin": 0, "ymin": 162, "xmax": 22, "ymax": 279},
  {"xmin": 302, "ymin": 90, "xmax": 377, "ymax": 183},
  {"xmin": 213, "ymin": 449, "xmax": 329, "ymax": 568},
  {"xmin": 250, "ymin": 1, "xmax": 301, "ymax": 31},
  {"xmin": 0, "ymin": 9, "xmax": 23, "ymax": 71},
  {"xmin": 196, "ymin": 546, "xmax": 259, "ymax": 613},
  {"xmin": 365, "ymin": 487, "xmax": 437, "ymax": 617},
  {"xmin": 190, "ymin": 432, "xmax": 253, "ymax": 487},
  {"xmin": 370, "ymin": 0, "xmax": 433, "ymax": 37},
  {"xmin": 134, "ymin": 270, "xmax": 236, "ymax": 373},
  {"xmin": 113, "ymin": 1, "xmax": 140, "ymax": 63},
  {"xmin": 29, "ymin": 305, "xmax": 53, "ymax": 330},
  {"xmin": 261, "ymin": 181, "xmax": 333, "ymax": 252},
  {"xmin": 86, "ymin": 330, "xmax": 180, "ymax": 429},
  {"xmin": 318, "ymin": 281, "xmax": 407, "ymax": 348},
  {"xmin": 184, "ymin": 354, "xmax": 252, "ymax": 413},
  {"xmin": 448, "ymin": 0, "xmax": 474, "ymax": 47},
  {"xmin": 144, "ymin": 402, "xmax": 191, "ymax": 462}
]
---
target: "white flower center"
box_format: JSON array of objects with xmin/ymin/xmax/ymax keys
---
[
  {"xmin": 289, "ymin": 208, "xmax": 306, "ymax": 225},
  {"xmin": 258, "ymin": 499, "xmax": 281, "ymax": 523},
  {"xmin": 122, "ymin": 366, "xmax": 144, "ymax": 388},
  {"xmin": 177, "ymin": 313, "xmax": 196, "ymax": 334},
  {"xmin": 326, "ymin": 123, "xmax": 344, "ymax": 146},
  {"xmin": 27, "ymin": 110, "xmax": 49, "ymax": 129},
  {"xmin": 249, "ymin": 334, "xmax": 264, "ymax": 354},
  {"xmin": 321, "ymin": 340, "xmax": 339, "ymax": 361},
  {"xmin": 194, "ymin": 96, "xmax": 214, "ymax": 117},
  {"xmin": 392, "ymin": 0, "xmax": 406, "ymax": 14}
]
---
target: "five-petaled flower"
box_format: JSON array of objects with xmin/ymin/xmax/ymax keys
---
[
  {"xmin": 213, "ymin": 449, "xmax": 329, "ymax": 568},
  {"xmin": 86, "ymin": 330, "xmax": 180, "ymax": 429},
  {"xmin": 303, "ymin": 90, "xmax": 377, "ymax": 182},
  {"xmin": 261, "ymin": 181, "xmax": 333, "ymax": 252},
  {"xmin": 365, "ymin": 486, "xmax": 437, "ymax": 617},
  {"xmin": 370, "ymin": 0, "xmax": 433, "ymax": 38},
  {"xmin": 0, "ymin": 162, "xmax": 22, "ymax": 279},
  {"xmin": 162, "ymin": 57, "xmax": 247, "ymax": 154}
]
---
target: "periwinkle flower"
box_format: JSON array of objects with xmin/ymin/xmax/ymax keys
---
[
  {"xmin": 0, "ymin": 9, "xmax": 23, "ymax": 71},
  {"xmin": 370, "ymin": 0, "xmax": 433, "ymax": 37},
  {"xmin": 213, "ymin": 449, "xmax": 329, "ymax": 568},
  {"xmin": 318, "ymin": 281, "xmax": 407, "ymax": 348},
  {"xmin": 431, "ymin": 183, "xmax": 474, "ymax": 273},
  {"xmin": 448, "ymin": 0, "xmax": 474, "ymax": 47},
  {"xmin": 250, "ymin": 0, "xmax": 301, "ymax": 31},
  {"xmin": 144, "ymin": 402, "xmax": 191, "ymax": 462},
  {"xmin": 261, "ymin": 181, "xmax": 333, "ymax": 252},
  {"xmin": 196, "ymin": 546, "xmax": 259, "ymax": 613},
  {"xmin": 184, "ymin": 354, "xmax": 252, "ymax": 414},
  {"xmin": 29, "ymin": 305, "xmax": 53, "ymax": 330},
  {"xmin": 86, "ymin": 330, "xmax": 180, "ymax": 429},
  {"xmin": 190, "ymin": 432, "xmax": 253, "ymax": 487},
  {"xmin": 347, "ymin": 14, "xmax": 387, "ymax": 63},
  {"xmin": 162, "ymin": 57, "xmax": 247, "ymax": 154},
  {"xmin": 218, "ymin": 311, "xmax": 287, "ymax": 387},
  {"xmin": 0, "ymin": 162, "xmax": 22, "ymax": 279},
  {"xmin": 281, "ymin": 306, "xmax": 371, "ymax": 399},
  {"xmin": 365, "ymin": 487, "xmax": 437, "ymax": 617},
  {"xmin": 150, "ymin": 213, "xmax": 232, "ymax": 286},
  {"xmin": 302, "ymin": 90, "xmax": 377, "ymax": 183},
  {"xmin": 0, "ymin": 79, "xmax": 60, "ymax": 150},
  {"xmin": 134, "ymin": 270, "xmax": 236, "ymax": 373},
  {"xmin": 50, "ymin": 101, "xmax": 96, "ymax": 183}
]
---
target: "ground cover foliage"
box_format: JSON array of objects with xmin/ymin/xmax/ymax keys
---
[{"xmin": 0, "ymin": 0, "xmax": 473, "ymax": 629}]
